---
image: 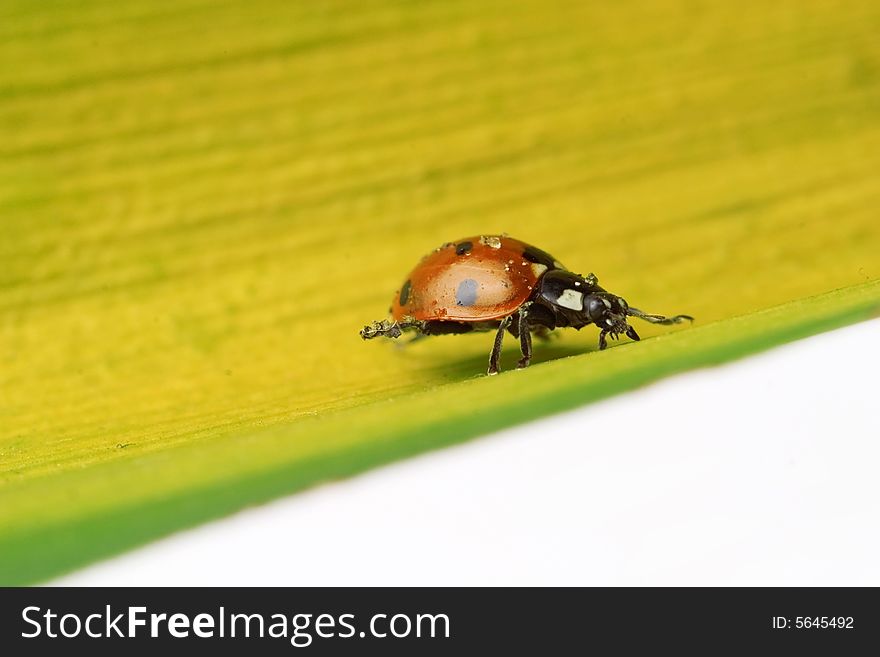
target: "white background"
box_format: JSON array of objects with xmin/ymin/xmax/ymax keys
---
[{"xmin": 55, "ymin": 318, "xmax": 880, "ymax": 586}]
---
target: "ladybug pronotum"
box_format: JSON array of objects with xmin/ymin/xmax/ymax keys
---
[{"xmin": 360, "ymin": 235, "xmax": 693, "ymax": 375}]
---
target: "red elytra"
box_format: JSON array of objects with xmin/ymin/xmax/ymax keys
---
[{"xmin": 390, "ymin": 235, "xmax": 563, "ymax": 322}]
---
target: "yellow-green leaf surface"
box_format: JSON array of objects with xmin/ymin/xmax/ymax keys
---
[{"xmin": 2, "ymin": 0, "xmax": 879, "ymax": 584}]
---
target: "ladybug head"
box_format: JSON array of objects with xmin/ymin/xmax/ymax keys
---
[
  {"xmin": 583, "ymin": 291, "xmax": 695, "ymax": 348},
  {"xmin": 583, "ymin": 292, "xmax": 639, "ymax": 341}
]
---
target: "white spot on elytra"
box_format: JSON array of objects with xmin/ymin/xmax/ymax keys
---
[
  {"xmin": 557, "ymin": 288, "xmax": 584, "ymax": 311},
  {"xmin": 455, "ymin": 279, "xmax": 479, "ymax": 306}
]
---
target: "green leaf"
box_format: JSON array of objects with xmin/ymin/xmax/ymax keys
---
[{"xmin": 1, "ymin": 0, "xmax": 879, "ymax": 584}]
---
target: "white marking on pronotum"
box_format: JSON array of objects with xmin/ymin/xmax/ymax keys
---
[
  {"xmin": 557, "ymin": 288, "xmax": 584, "ymax": 311},
  {"xmin": 601, "ymin": 298, "xmax": 612, "ymax": 309},
  {"xmin": 530, "ymin": 262, "xmax": 548, "ymax": 278}
]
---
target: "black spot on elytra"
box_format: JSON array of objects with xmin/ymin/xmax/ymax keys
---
[
  {"xmin": 455, "ymin": 241, "xmax": 473, "ymax": 256},
  {"xmin": 522, "ymin": 244, "xmax": 558, "ymax": 268},
  {"xmin": 399, "ymin": 279, "xmax": 412, "ymax": 306}
]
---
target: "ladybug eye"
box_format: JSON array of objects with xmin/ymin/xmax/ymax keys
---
[{"xmin": 586, "ymin": 297, "xmax": 606, "ymax": 319}]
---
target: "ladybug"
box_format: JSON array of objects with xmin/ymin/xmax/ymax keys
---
[{"xmin": 360, "ymin": 235, "xmax": 692, "ymax": 374}]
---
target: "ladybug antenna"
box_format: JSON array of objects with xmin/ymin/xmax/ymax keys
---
[{"xmin": 626, "ymin": 307, "xmax": 694, "ymax": 325}]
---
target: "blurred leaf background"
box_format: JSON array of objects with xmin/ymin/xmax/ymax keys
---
[{"xmin": 1, "ymin": 0, "xmax": 879, "ymax": 583}]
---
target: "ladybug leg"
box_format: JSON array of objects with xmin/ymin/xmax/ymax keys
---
[
  {"xmin": 598, "ymin": 329, "xmax": 609, "ymax": 350},
  {"xmin": 360, "ymin": 318, "xmax": 425, "ymax": 340},
  {"xmin": 487, "ymin": 316, "xmax": 512, "ymax": 375},
  {"xmin": 516, "ymin": 304, "xmax": 532, "ymax": 369}
]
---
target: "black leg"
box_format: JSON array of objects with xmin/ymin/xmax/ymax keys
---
[
  {"xmin": 598, "ymin": 329, "xmax": 608, "ymax": 350},
  {"xmin": 360, "ymin": 318, "xmax": 424, "ymax": 340},
  {"xmin": 487, "ymin": 316, "xmax": 512, "ymax": 375},
  {"xmin": 517, "ymin": 305, "xmax": 532, "ymax": 369}
]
